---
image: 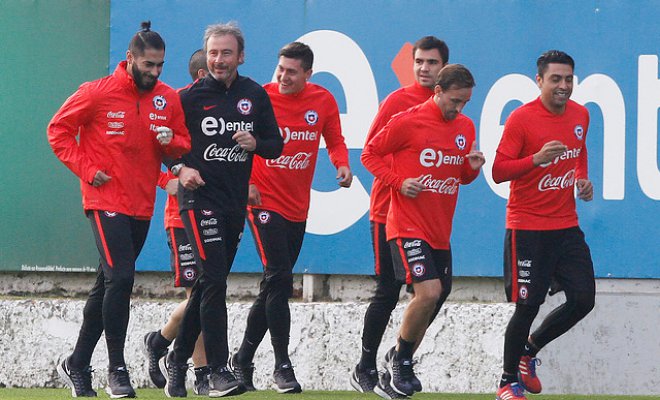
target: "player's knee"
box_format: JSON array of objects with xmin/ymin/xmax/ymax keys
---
[
  {"xmin": 106, "ymin": 273, "xmax": 135, "ymax": 293},
  {"xmin": 572, "ymin": 291, "xmax": 595, "ymax": 319},
  {"xmin": 513, "ymin": 303, "xmax": 541, "ymax": 325}
]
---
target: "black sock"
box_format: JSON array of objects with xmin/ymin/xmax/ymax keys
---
[
  {"xmin": 499, "ymin": 373, "xmax": 517, "ymax": 388},
  {"xmin": 194, "ymin": 366, "xmax": 210, "ymax": 380},
  {"xmin": 358, "ymin": 346, "xmax": 377, "ymax": 371},
  {"xmin": 272, "ymin": 337, "xmax": 291, "ymax": 369},
  {"xmin": 524, "ymin": 341, "xmax": 539, "ymax": 357},
  {"xmin": 152, "ymin": 330, "xmax": 172, "ymax": 350},
  {"xmin": 236, "ymin": 338, "xmax": 258, "ymax": 366},
  {"xmin": 394, "ymin": 337, "xmax": 415, "ymax": 360}
]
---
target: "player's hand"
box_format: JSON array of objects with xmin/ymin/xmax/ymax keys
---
[
  {"xmin": 156, "ymin": 126, "xmax": 173, "ymax": 145},
  {"xmin": 465, "ymin": 141, "xmax": 485, "ymax": 170},
  {"xmin": 233, "ymin": 130, "xmax": 256, "ymax": 151},
  {"xmin": 165, "ymin": 178, "xmax": 179, "ymax": 196},
  {"xmin": 336, "ymin": 166, "xmax": 353, "ymax": 188},
  {"xmin": 178, "ymin": 166, "xmax": 205, "ymax": 190},
  {"xmin": 92, "ymin": 170, "xmax": 111, "ymax": 187},
  {"xmin": 533, "ymin": 140, "xmax": 568, "ymax": 166},
  {"xmin": 248, "ymin": 184, "xmax": 262, "ymax": 206},
  {"xmin": 400, "ymin": 177, "xmax": 425, "ymax": 198},
  {"xmin": 576, "ymin": 178, "xmax": 593, "ymax": 201}
]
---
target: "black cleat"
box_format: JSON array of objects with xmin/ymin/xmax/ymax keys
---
[
  {"xmin": 384, "ymin": 347, "xmax": 415, "ymax": 396},
  {"xmin": 159, "ymin": 352, "xmax": 188, "ymax": 398},
  {"xmin": 374, "ymin": 371, "xmax": 409, "ymax": 399},
  {"xmin": 105, "ymin": 366, "xmax": 136, "ymax": 398},
  {"xmin": 229, "ymin": 354, "xmax": 256, "ymax": 391},
  {"xmin": 350, "ymin": 364, "xmax": 378, "ymax": 393},
  {"xmin": 193, "ymin": 366, "xmax": 210, "ymax": 396},
  {"xmin": 57, "ymin": 356, "xmax": 97, "ymax": 397},
  {"xmin": 208, "ymin": 367, "xmax": 246, "ymax": 397},
  {"xmin": 143, "ymin": 331, "xmax": 168, "ymax": 388},
  {"xmin": 384, "ymin": 348, "xmax": 422, "ymax": 393},
  {"xmin": 273, "ymin": 363, "xmax": 302, "ymax": 394}
]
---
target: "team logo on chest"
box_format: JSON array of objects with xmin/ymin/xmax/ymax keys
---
[
  {"xmin": 258, "ymin": 211, "xmax": 271, "ymax": 224},
  {"xmin": 574, "ymin": 124, "xmax": 584, "ymax": 140},
  {"xmin": 237, "ymin": 98, "xmax": 253, "ymax": 115},
  {"xmin": 304, "ymin": 110, "xmax": 318, "ymax": 126},
  {"xmin": 455, "ymin": 134, "xmax": 466, "ymax": 150},
  {"xmin": 152, "ymin": 95, "xmax": 167, "ymax": 110}
]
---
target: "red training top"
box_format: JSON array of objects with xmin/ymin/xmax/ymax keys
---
[
  {"xmin": 48, "ymin": 61, "xmax": 191, "ymax": 218},
  {"xmin": 157, "ymin": 171, "xmax": 183, "ymax": 229},
  {"xmin": 364, "ymin": 82, "xmax": 434, "ymax": 224},
  {"xmin": 493, "ymin": 97, "xmax": 589, "ymax": 230},
  {"xmin": 361, "ymin": 98, "xmax": 479, "ymax": 249},
  {"xmin": 249, "ymin": 82, "xmax": 350, "ymax": 222}
]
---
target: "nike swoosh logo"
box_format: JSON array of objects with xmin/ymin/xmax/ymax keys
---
[{"xmin": 203, "ymin": 105, "xmax": 217, "ymax": 110}]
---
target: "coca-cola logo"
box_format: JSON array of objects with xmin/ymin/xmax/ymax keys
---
[
  {"xmin": 203, "ymin": 144, "xmax": 249, "ymax": 162},
  {"xmin": 418, "ymin": 174, "xmax": 459, "ymax": 195},
  {"xmin": 266, "ymin": 152, "xmax": 313, "ymax": 170},
  {"xmin": 538, "ymin": 169, "xmax": 575, "ymax": 191}
]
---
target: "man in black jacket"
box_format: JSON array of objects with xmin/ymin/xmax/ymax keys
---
[{"xmin": 160, "ymin": 22, "xmax": 283, "ymax": 398}]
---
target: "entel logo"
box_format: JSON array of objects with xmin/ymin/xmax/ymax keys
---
[
  {"xmin": 201, "ymin": 117, "xmax": 254, "ymax": 136},
  {"xmin": 419, "ymin": 148, "xmax": 464, "ymax": 168},
  {"xmin": 279, "ymin": 126, "xmax": 318, "ymax": 144},
  {"xmin": 539, "ymin": 148, "xmax": 582, "ymax": 168}
]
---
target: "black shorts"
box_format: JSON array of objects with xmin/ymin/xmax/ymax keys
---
[
  {"xmin": 167, "ymin": 227, "xmax": 199, "ymax": 288},
  {"xmin": 246, "ymin": 208, "xmax": 305, "ymax": 296},
  {"xmin": 389, "ymin": 238, "xmax": 452, "ymax": 287},
  {"xmin": 504, "ymin": 226, "xmax": 595, "ymax": 306}
]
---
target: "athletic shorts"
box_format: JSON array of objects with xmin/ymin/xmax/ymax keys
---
[
  {"xmin": 504, "ymin": 226, "xmax": 595, "ymax": 306},
  {"xmin": 389, "ymin": 237, "xmax": 452, "ymax": 286},
  {"xmin": 166, "ymin": 227, "xmax": 199, "ymax": 287}
]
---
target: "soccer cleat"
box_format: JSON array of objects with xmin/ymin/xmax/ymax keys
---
[
  {"xmin": 57, "ymin": 356, "xmax": 97, "ymax": 397},
  {"xmin": 193, "ymin": 366, "xmax": 210, "ymax": 396},
  {"xmin": 159, "ymin": 352, "xmax": 188, "ymax": 398},
  {"xmin": 143, "ymin": 331, "xmax": 168, "ymax": 388},
  {"xmin": 496, "ymin": 382, "xmax": 527, "ymax": 400},
  {"xmin": 273, "ymin": 363, "xmax": 302, "ymax": 394},
  {"xmin": 384, "ymin": 348, "xmax": 422, "ymax": 393},
  {"xmin": 229, "ymin": 354, "xmax": 256, "ymax": 391},
  {"xmin": 374, "ymin": 371, "xmax": 408, "ymax": 399},
  {"xmin": 208, "ymin": 367, "xmax": 246, "ymax": 397},
  {"xmin": 105, "ymin": 366, "xmax": 136, "ymax": 398},
  {"xmin": 383, "ymin": 347, "xmax": 415, "ymax": 396},
  {"xmin": 350, "ymin": 364, "xmax": 378, "ymax": 393},
  {"xmin": 517, "ymin": 356, "xmax": 542, "ymax": 394}
]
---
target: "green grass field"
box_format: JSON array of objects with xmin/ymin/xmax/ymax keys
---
[{"xmin": 1, "ymin": 389, "xmax": 658, "ymax": 400}]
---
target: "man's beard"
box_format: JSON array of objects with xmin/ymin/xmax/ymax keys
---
[{"xmin": 131, "ymin": 63, "xmax": 157, "ymax": 91}]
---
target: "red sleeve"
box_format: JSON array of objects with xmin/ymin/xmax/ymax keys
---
[
  {"xmin": 364, "ymin": 95, "xmax": 399, "ymax": 146},
  {"xmin": 492, "ymin": 152, "xmax": 536, "ymax": 183},
  {"xmin": 47, "ymin": 83, "xmax": 100, "ymax": 184},
  {"xmin": 160, "ymin": 93, "xmax": 191, "ymax": 158},
  {"xmin": 361, "ymin": 117, "xmax": 407, "ymax": 190},
  {"xmin": 157, "ymin": 171, "xmax": 173, "ymax": 189},
  {"xmin": 575, "ymin": 114, "xmax": 590, "ymax": 180},
  {"xmin": 321, "ymin": 95, "xmax": 349, "ymax": 168}
]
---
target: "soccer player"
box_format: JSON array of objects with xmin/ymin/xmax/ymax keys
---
[
  {"xmin": 229, "ymin": 42, "xmax": 352, "ymax": 394},
  {"xmin": 48, "ymin": 21, "xmax": 191, "ymax": 398},
  {"xmin": 493, "ymin": 50, "xmax": 595, "ymax": 400},
  {"xmin": 143, "ymin": 48, "xmax": 209, "ymax": 395},
  {"xmin": 159, "ymin": 22, "xmax": 283, "ymax": 398},
  {"xmin": 351, "ymin": 36, "xmax": 449, "ymax": 398},
  {"xmin": 362, "ymin": 64, "xmax": 485, "ymax": 397}
]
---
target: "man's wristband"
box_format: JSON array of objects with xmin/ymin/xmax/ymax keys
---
[{"xmin": 171, "ymin": 163, "xmax": 184, "ymax": 176}]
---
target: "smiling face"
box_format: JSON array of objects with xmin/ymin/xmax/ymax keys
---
[
  {"xmin": 126, "ymin": 48, "xmax": 165, "ymax": 91},
  {"xmin": 276, "ymin": 56, "xmax": 312, "ymax": 95},
  {"xmin": 537, "ymin": 62, "xmax": 573, "ymax": 114},
  {"xmin": 206, "ymin": 34, "xmax": 244, "ymax": 87}
]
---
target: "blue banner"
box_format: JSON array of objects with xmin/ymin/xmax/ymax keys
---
[{"xmin": 111, "ymin": 0, "xmax": 660, "ymax": 278}]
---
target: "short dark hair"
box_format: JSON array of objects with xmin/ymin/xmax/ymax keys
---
[
  {"xmin": 413, "ymin": 36, "xmax": 449, "ymax": 65},
  {"xmin": 435, "ymin": 64, "xmax": 475, "ymax": 91},
  {"xmin": 128, "ymin": 21, "xmax": 165, "ymax": 56},
  {"xmin": 188, "ymin": 49, "xmax": 207, "ymax": 81},
  {"xmin": 204, "ymin": 22, "xmax": 244, "ymax": 54},
  {"xmin": 278, "ymin": 42, "xmax": 314, "ymax": 71},
  {"xmin": 537, "ymin": 50, "xmax": 575, "ymax": 77}
]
